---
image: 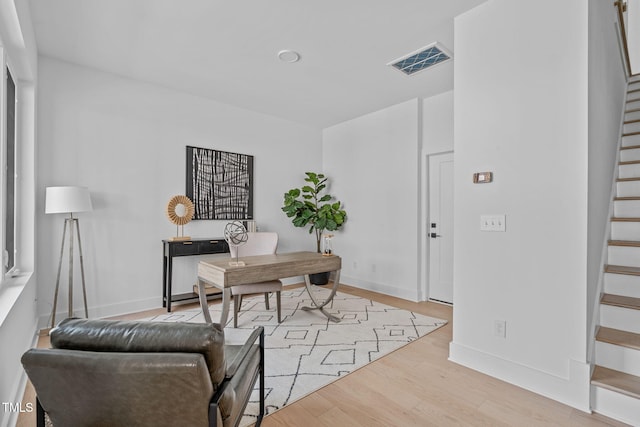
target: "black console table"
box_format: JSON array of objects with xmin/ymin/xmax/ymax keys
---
[{"xmin": 162, "ymin": 238, "xmax": 229, "ymax": 312}]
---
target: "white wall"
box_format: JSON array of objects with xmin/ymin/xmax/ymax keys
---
[
  {"xmin": 450, "ymin": 0, "xmax": 591, "ymax": 411},
  {"xmin": 323, "ymin": 99, "xmax": 421, "ymax": 301},
  {"xmin": 629, "ymin": 0, "xmax": 640, "ymax": 74},
  {"xmin": 587, "ymin": 0, "xmax": 628, "ymax": 357},
  {"xmin": 36, "ymin": 58, "xmax": 322, "ymax": 322},
  {"xmin": 422, "ymin": 91, "xmax": 453, "ymax": 155}
]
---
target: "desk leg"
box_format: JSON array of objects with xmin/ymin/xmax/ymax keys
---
[
  {"xmin": 220, "ymin": 288, "xmax": 231, "ymax": 326},
  {"xmin": 197, "ymin": 280, "xmax": 230, "ymax": 326},
  {"xmin": 197, "ymin": 279, "xmax": 213, "ymax": 324},
  {"xmin": 302, "ymin": 270, "xmax": 341, "ymax": 323}
]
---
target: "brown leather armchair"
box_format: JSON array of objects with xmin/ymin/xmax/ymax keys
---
[{"xmin": 21, "ymin": 318, "xmax": 263, "ymax": 427}]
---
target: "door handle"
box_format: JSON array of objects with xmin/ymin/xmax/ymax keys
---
[{"xmin": 430, "ymin": 233, "xmax": 442, "ymax": 238}]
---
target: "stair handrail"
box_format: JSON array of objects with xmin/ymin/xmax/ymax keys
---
[{"xmin": 615, "ymin": 0, "xmax": 633, "ymax": 78}]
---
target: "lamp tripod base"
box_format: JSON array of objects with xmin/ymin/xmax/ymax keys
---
[{"xmin": 50, "ymin": 217, "xmax": 89, "ymax": 328}]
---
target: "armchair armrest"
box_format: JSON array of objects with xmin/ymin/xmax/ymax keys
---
[
  {"xmin": 226, "ymin": 327, "xmax": 264, "ymax": 378},
  {"xmin": 211, "ymin": 326, "xmax": 265, "ymax": 427}
]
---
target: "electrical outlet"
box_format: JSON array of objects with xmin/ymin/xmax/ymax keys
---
[{"xmin": 494, "ymin": 320, "xmax": 506, "ymax": 338}]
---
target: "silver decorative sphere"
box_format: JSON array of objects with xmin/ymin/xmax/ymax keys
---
[{"xmin": 224, "ymin": 221, "xmax": 248, "ymax": 246}]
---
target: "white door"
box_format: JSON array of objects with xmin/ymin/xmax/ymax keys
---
[{"xmin": 428, "ymin": 152, "xmax": 454, "ymax": 304}]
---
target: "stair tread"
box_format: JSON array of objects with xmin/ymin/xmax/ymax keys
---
[
  {"xmin": 601, "ymin": 293, "xmax": 640, "ymax": 310},
  {"xmin": 623, "ymin": 131, "xmax": 640, "ymax": 136},
  {"xmin": 591, "ymin": 365, "xmax": 640, "ymax": 399},
  {"xmin": 605, "ymin": 264, "xmax": 640, "ymax": 275},
  {"xmin": 617, "ymin": 177, "xmax": 640, "ymax": 182},
  {"xmin": 624, "ymin": 118, "xmax": 640, "ymax": 124},
  {"xmin": 625, "ymin": 107, "xmax": 640, "ymax": 114},
  {"xmin": 597, "ymin": 326, "xmax": 640, "ymax": 350},
  {"xmin": 608, "ymin": 240, "xmax": 640, "ymax": 247},
  {"xmin": 611, "ymin": 216, "xmax": 640, "ymax": 222},
  {"xmin": 611, "ymin": 217, "xmax": 640, "ymax": 222},
  {"xmin": 614, "ymin": 197, "xmax": 640, "ymax": 200},
  {"xmin": 620, "ymin": 144, "xmax": 640, "ymax": 150},
  {"xmin": 620, "ymin": 160, "xmax": 640, "ymax": 165}
]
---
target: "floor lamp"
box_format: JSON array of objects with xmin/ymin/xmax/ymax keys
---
[{"xmin": 45, "ymin": 186, "xmax": 93, "ymax": 328}]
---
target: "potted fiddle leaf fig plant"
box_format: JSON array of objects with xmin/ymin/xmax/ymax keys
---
[{"xmin": 282, "ymin": 172, "xmax": 347, "ymax": 284}]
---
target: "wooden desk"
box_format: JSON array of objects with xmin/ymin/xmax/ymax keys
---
[
  {"xmin": 197, "ymin": 251, "xmax": 342, "ymax": 324},
  {"xmin": 162, "ymin": 238, "xmax": 229, "ymax": 312}
]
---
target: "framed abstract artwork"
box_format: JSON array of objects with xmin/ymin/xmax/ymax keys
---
[{"xmin": 186, "ymin": 146, "xmax": 254, "ymax": 220}]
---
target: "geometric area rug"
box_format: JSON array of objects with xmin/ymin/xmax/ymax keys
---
[{"xmin": 146, "ymin": 286, "xmax": 447, "ymax": 426}]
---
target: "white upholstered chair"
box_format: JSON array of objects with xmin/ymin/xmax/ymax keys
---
[{"xmin": 230, "ymin": 232, "xmax": 283, "ymax": 328}]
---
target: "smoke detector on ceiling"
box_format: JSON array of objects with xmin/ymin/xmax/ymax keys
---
[{"xmin": 387, "ymin": 42, "xmax": 452, "ymax": 76}]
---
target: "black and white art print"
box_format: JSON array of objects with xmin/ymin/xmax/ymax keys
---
[{"xmin": 186, "ymin": 146, "xmax": 254, "ymax": 220}]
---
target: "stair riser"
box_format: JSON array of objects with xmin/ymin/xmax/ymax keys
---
[
  {"xmin": 591, "ymin": 387, "xmax": 640, "ymax": 426},
  {"xmin": 618, "ymin": 163, "xmax": 640, "ymax": 179},
  {"xmin": 625, "ymin": 110, "xmax": 640, "ymax": 122},
  {"xmin": 611, "ymin": 221, "xmax": 640, "ymax": 240},
  {"xmin": 604, "ymin": 273, "xmax": 640, "ymax": 298},
  {"xmin": 619, "ymin": 147, "xmax": 640, "ymax": 162},
  {"xmin": 613, "ymin": 199, "xmax": 640, "ymax": 216},
  {"xmin": 616, "ymin": 180, "xmax": 640, "ymax": 198},
  {"xmin": 627, "ymin": 98, "xmax": 640, "ymax": 110},
  {"xmin": 623, "ymin": 122, "xmax": 640, "ymax": 134},
  {"xmin": 607, "ymin": 246, "xmax": 640, "ymax": 267},
  {"xmin": 600, "ymin": 305, "xmax": 640, "ymax": 334},
  {"xmin": 622, "ymin": 133, "xmax": 640, "ymax": 147},
  {"xmin": 595, "ymin": 341, "xmax": 640, "ymax": 377}
]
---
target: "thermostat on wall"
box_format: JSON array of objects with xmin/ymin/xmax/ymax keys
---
[{"xmin": 473, "ymin": 172, "xmax": 493, "ymax": 183}]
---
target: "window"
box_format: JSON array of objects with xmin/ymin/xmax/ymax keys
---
[{"xmin": 4, "ymin": 66, "xmax": 15, "ymax": 274}]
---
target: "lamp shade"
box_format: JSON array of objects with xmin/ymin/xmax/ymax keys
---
[{"xmin": 45, "ymin": 186, "xmax": 93, "ymax": 214}]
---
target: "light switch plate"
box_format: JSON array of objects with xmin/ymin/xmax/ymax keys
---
[{"xmin": 480, "ymin": 214, "xmax": 506, "ymax": 232}]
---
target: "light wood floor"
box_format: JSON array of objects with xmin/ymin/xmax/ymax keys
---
[{"xmin": 19, "ymin": 284, "xmax": 628, "ymax": 427}]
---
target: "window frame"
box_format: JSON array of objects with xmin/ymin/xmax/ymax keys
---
[
  {"xmin": 4, "ymin": 64, "xmax": 16, "ymax": 275},
  {"xmin": 0, "ymin": 50, "xmax": 19, "ymax": 281}
]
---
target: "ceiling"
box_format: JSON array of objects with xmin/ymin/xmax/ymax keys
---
[{"xmin": 27, "ymin": 0, "xmax": 486, "ymax": 129}]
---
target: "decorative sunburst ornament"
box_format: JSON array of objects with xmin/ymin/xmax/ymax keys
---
[
  {"xmin": 166, "ymin": 195, "xmax": 194, "ymax": 241},
  {"xmin": 224, "ymin": 221, "xmax": 248, "ymax": 266}
]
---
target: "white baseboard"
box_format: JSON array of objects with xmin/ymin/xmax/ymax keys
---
[
  {"xmin": 449, "ymin": 341, "xmax": 591, "ymax": 413},
  {"xmin": 38, "ymin": 296, "xmax": 162, "ymax": 328},
  {"xmin": 36, "ymin": 276, "xmax": 416, "ymax": 326},
  {"xmin": 339, "ymin": 275, "xmax": 419, "ymax": 301}
]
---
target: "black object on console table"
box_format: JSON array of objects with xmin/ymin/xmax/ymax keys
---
[{"xmin": 162, "ymin": 238, "xmax": 229, "ymax": 312}]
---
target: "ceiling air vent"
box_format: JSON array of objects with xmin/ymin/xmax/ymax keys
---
[{"xmin": 387, "ymin": 42, "xmax": 452, "ymax": 76}]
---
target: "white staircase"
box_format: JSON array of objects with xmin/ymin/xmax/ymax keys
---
[{"xmin": 591, "ymin": 77, "xmax": 640, "ymax": 425}]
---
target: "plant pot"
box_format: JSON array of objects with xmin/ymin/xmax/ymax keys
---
[{"xmin": 309, "ymin": 271, "xmax": 330, "ymax": 285}]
